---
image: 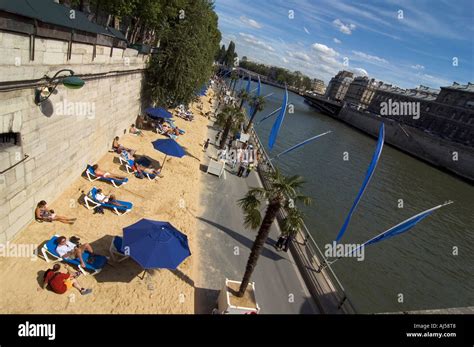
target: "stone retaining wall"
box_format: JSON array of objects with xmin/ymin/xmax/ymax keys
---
[{"xmin": 0, "ymin": 31, "xmax": 149, "ymax": 242}]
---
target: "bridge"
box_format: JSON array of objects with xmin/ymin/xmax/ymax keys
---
[{"xmin": 303, "ymin": 94, "xmax": 342, "ymax": 116}]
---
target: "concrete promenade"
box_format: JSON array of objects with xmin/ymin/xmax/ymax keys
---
[{"xmin": 194, "ymin": 121, "xmax": 319, "ymax": 314}]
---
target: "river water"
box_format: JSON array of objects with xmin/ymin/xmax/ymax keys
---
[{"xmin": 246, "ymin": 82, "xmax": 474, "ymax": 313}]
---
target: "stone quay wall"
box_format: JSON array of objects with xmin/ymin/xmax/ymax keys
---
[
  {"xmin": 336, "ymin": 106, "xmax": 474, "ymax": 181},
  {"xmin": 0, "ymin": 31, "xmax": 149, "ymax": 243}
]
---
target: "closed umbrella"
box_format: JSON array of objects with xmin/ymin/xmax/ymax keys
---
[
  {"xmin": 152, "ymin": 138, "xmax": 185, "ymax": 170},
  {"xmin": 145, "ymin": 107, "xmax": 174, "ymax": 119},
  {"xmin": 123, "ymin": 219, "xmax": 191, "ymax": 270}
]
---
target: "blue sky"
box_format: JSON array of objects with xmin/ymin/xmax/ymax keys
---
[{"xmin": 214, "ymin": 0, "xmax": 474, "ymax": 89}]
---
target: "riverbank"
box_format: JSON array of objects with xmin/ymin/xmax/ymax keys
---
[{"xmin": 0, "ymin": 91, "xmax": 215, "ymax": 314}]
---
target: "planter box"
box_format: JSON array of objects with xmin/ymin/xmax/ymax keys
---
[{"xmin": 214, "ymin": 278, "xmax": 260, "ymax": 314}]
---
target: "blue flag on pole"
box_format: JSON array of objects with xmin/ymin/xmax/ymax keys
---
[
  {"xmin": 268, "ymin": 86, "xmax": 288, "ymax": 149},
  {"xmin": 335, "ymin": 123, "xmax": 385, "ymax": 243},
  {"xmin": 272, "ymin": 131, "xmax": 332, "ymax": 160},
  {"xmin": 339, "ymin": 201, "xmax": 453, "ymax": 260}
]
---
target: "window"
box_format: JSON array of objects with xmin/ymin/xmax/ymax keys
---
[{"xmin": 0, "ymin": 132, "xmax": 20, "ymax": 147}]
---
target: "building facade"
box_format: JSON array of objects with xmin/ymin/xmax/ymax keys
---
[
  {"xmin": 325, "ymin": 70, "xmax": 354, "ymax": 101},
  {"xmin": 311, "ymin": 78, "xmax": 326, "ymax": 95},
  {"xmin": 367, "ymin": 83, "xmax": 474, "ymax": 146},
  {"xmin": 344, "ymin": 76, "xmax": 378, "ymax": 109}
]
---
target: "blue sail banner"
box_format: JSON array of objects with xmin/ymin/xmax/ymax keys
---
[
  {"xmin": 272, "ymin": 131, "xmax": 332, "ymax": 160},
  {"xmin": 337, "ymin": 201, "xmax": 453, "ymax": 260},
  {"xmin": 256, "ymin": 107, "xmax": 281, "ymax": 125},
  {"xmin": 268, "ymin": 86, "xmax": 288, "ymax": 149},
  {"xmin": 335, "ymin": 123, "xmax": 385, "ymax": 242}
]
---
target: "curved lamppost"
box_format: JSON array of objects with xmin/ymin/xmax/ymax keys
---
[{"xmin": 34, "ymin": 69, "xmax": 85, "ymax": 105}]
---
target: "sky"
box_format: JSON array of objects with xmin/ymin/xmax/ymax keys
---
[{"xmin": 214, "ymin": 0, "xmax": 474, "ymax": 89}]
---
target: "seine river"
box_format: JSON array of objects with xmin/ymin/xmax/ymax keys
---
[{"xmin": 248, "ymin": 81, "xmax": 474, "ymax": 313}]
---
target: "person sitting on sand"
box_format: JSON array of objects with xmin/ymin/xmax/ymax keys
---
[
  {"xmin": 94, "ymin": 189, "xmax": 128, "ymax": 209},
  {"xmin": 161, "ymin": 122, "xmax": 180, "ymax": 136},
  {"xmin": 92, "ymin": 164, "xmax": 126, "ymax": 180},
  {"xmin": 55, "ymin": 236, "xmax": 94, "ymax": 269},
  {"xmin": 112, "ymin": 136, "xmax": 136, "ymax": 155},
  {"xmin": 41, "ymin": 263, "xmax": 92, "ymax": 295},
  {"xmin": 35, "ymin": 201, "xmax": 76, "ymax": 224},
  {"xmin": 130, "ymin": 124, "xmax": 143, "ymax": 137}
]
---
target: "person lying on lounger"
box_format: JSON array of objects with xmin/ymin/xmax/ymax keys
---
[
  {"xmin": 55, "ymin": 236, "xmax": 94, "ymax": 269},
  {"xmin": 112, "ymin": 136, "xmax": 136, "ymax": 155},
  {"xmin": 92, "ymin": 164, "xmax": 126, "ymax": 180},
  {"xmin": 35, "ymin": 201, "xmax": 76, "ymax": 224},
  {"xmin": 95, "ymin": 189, "xmax": 128, "ymax": 209},
  {"xmin": 132, "ymin": 162, "xmax": 163, "ymax": 178},
  {"xmin": 130, "ymin": 124, "xmax": 144, "ymax": 137},
  {"xmin": 40, "ymin": 263, "xmax": 92, "ymax": 295}
]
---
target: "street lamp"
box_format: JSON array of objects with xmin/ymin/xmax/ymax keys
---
[{"xmin": 34, "ymin": 69, "xmax": 85, "ymax": 105}]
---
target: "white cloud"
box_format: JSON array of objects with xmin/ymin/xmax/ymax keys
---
[
  {"xmin": 352, "ymin": 50, "xmax": 388, "ymax": 64},
  {"xmin": 304, "ymin": 27, "xmax": 310, "ymax": 34},
  {"xmin": 411, "ymin": 64, "xmax": 425, "ymax": 70},
  {"xmin": 292, "ymin": 52, "xmax": 312, "ymax": 62},
  {"xmin": 312, "ymin": 43, "xmax": 339, "ymax": 57},
  {"xmin": 333, "ymin": 38, "xmax": 341, "ymax": 44},
  {"xmin": 239, "ymin": 16, "xmax": 262, "ymax": 29},
  {"xmin": 282, "ymin": 57, "xmax": 289, "ymax": 63},
  {"xmin": 351, "ymin": 68, "xmax": 368, "ymax": 76},
  {"xmin": 333, "ymin": 19, "xmax": 356, "ymax": 35},
  {"xmin": 239, "ymin": 32, "xmax": 274, "ymax": 52}
]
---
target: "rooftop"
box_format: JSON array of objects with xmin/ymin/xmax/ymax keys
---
[{"xmin": 442, "ymin": 82, "xmax": 474, "ymax": 93}]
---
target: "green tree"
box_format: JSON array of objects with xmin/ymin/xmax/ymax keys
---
[
  {"xmin": 145, "ymin": 0, "xmax": 221, "ymax": 107},
  {"xmin": 224, "ymin": 40, "xmax": 237, "ymax": 67},
  {"xmin": 236, "ymin": 169, "xmax": 311, "ymax": 297},
  {"xmin": 237, "ymin": 89, "xmax": 249, "ymax": 110},
  {"xmin": 245, "ymin": 95, "xmax": 266, "ymax": 133},
  {"xmin": 215, "ymin": 105, "xmax": 246, "ymax": 149},
  {"xmin": 216, "ymin": 44, "xmax": 226, "ymax": 63}
]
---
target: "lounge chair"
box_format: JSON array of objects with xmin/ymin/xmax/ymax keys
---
[
  {"xmin": 41, "ymin": 235, "xmax": 108, "ymax": 276},
  {"xmin": 109, "ymin": 236, "xmax": 129, "ymax": 262},
  {"xmin": 118, "ymin": 152, "xmax": 156, "ymax": 180},
  {"xmin": 85, "ymin": 165, "xmax": 128, "ymax": 188},
  {"xmin": 83, "ymin": 187, "xmax": 133, "ymax": 215},
  {"xmin": 166, "ymin": 119, "xmax": 186, "ymax": 134},
  {"xmin": 156, "ymin": 123, "xmax": 178, "ymax": 140}
]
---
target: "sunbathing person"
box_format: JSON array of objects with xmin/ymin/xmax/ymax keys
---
[
  {"xmin": 92, "ymin": 164, "xmax": 126, "ymax": 180},
  {"xmin": 35, "ymin": 201, "xmax": 76, "ymax": 224},
  {"xmin": 112, "ymin": 136, "xmax": 136, "ymax": 155},
  {"xmin": 41, "ymin": 263, "xmax": 92, "ymax": 295},
  {"xmin": 95, "ymin": 189, "xmax": 128, "ymax": 209},
  {"xmin": 162, "ymin": 123, "xmax": 180, "ymax": 136},
  {"xmin": 55, "ymin": 236, "xmax": 94, "ymax": 269},
  {"xmin": 130, "ymin": 124, "xmax": 144, "ymax": 137},
  {"xmin": 132, "ymin": 162, "xmax": 163, "ymax": 178}
]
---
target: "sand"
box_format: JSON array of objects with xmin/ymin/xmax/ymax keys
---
[{"xmin": 0, "ymin": 90, "xmax": 216, "ymax": 314}]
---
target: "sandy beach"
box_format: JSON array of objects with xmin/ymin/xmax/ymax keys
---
[{"xmin": 0, "ymin": 89, "xmax": 215, "ymax": 314}]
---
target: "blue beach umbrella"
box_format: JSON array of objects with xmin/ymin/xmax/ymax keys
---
[
  {"xmin": 145, "ymin": 107, "xmax": 174, "ymax": 119},
  {"xmin": 123, "ymin": 219, "xmax": 191, "ymax": 270},
  {"xmin": 152, "ymin": 138, "xmax": 186, "ymax": 170}
]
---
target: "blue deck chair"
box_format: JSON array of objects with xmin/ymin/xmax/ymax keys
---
[
  {"xmin": 166, "ymin": 119, "xmax": 186, "ymax": 134},
  {"xmin": 118, "ymin": 152, "xmax": 157, "ymax": 180},
  {"xmin": 83, "ymin": 187, "xmax": 133, "ymax": 216},
  {"xmin": 41, "ymin": 235, "xmax": 108, "ymax": 275},
  {"xmin": 85, "ymin": 165, "xmax": 128, "ymax": 188},
  {"xmin": 109, "ymin": 236, "xmax": 129, "ymax": 262}
]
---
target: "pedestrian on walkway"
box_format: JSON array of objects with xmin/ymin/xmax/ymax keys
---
[
  {"xmin": 274, "ymin": 234, "xmax": 288, "ymax": 251},
  {"xmin": 203, "ymin": 138, "xmax": 210, "ymax": 151},
  {"xmin": 282, "ymin": 234, "xmax": 293, "ymax": 252},
  {"xmin": 215, "ymin": 131, "xmax": 221, "ymax": 143}
]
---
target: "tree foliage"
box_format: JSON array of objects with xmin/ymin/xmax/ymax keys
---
[{"xmin": 145, "ymin": 0, "xmax": 221, "ymax": 107}]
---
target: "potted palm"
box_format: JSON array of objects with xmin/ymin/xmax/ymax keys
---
[
  {"xmin": 214, "ymin": 169, "xmax": 311, "ymax": 313},
  {"xmin": 244, "ymin": 95, "xmax": 266, "ymax": 133},
  {"xmin": 215, "ymin": 105, "xmax": 246, "ymax": 149}
]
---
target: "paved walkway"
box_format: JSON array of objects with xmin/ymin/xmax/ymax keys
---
[{"xmin": 194, "ymin": 122, "xmax": 319, "ymax": 314}]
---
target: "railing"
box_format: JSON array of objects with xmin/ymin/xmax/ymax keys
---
[{"xmin": 248, "ymin": 126, "xmax": 357, "ymax": 314}]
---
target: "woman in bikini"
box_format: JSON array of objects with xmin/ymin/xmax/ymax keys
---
[
  {"xmin": 35, "ymin": 201, "xmax": 76, "ymax": 224},
  {"xmin": 91, "ymin": 164, "xmax": 126, "ymax": 180}
]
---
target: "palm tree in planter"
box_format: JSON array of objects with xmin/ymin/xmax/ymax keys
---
[
  {"xmin": 236, "ymin": 168, "xmax": 311, "ymax": 297},
  {"xmin": 244, "ymin": 95, "xmax": 266, "ymax": 133},
  {"xmin": 238, "ymin": 89, "xmax": 249, "ymax": 111},
  {"xmin": 215, "ymin": 105, "xmax": 246, "ymax": 149},
  {"xmin": 230, "ymin": 71, "xmax": 239, "ymax": 95}
]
